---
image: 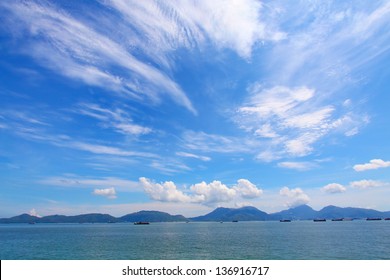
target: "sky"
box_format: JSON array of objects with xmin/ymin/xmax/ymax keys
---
[{"xmin": 1, "ymin": 0, "xmax": 390, "ymax": 218}]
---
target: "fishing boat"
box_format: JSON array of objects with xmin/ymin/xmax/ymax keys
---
[{"xmin": 134, "ymin": 221, "xmax": 150, "ymax": 225}]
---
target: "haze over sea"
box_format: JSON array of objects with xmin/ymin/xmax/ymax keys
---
[{"xmin": 1, "ymin": 221, "xmax": 389, "ymax": 260}]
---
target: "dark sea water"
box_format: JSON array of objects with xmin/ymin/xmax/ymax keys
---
[{"xmin": 1, "ymin": 221, "xmax": 389, "ymax": 260}]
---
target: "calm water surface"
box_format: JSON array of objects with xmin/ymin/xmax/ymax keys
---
[{"xmin": 1, "ymin": 221, "xmax": 389, "ymax": 259}]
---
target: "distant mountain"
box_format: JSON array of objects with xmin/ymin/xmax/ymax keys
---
[
  {"xmin": 317, "ymin": 205, "xmax": 387, "ymax": 219},
  {"xmin": 1, "ymin": 205, "xmax": 390, "ymax": 223},
  {"xmin": 0, "ymin": 213, "xmax": 119, "ymax": 223},
  {"xmin": 0, "ymin": 213, "xmax": 40, "ymax": 224},
  {"xmin": 270, "ymin": 205, "xmax": 390, "ymax": 220},
  {"xmin": 191, "ymin": 206, "xmax": 269, "ymax": 221},
  {"xmin": 120, "ymin": 211, "xmax": 188, "ymax": 222},
  {"xmin": 269, "ymin": 205, "xmax": 318, "ymax": 220}
]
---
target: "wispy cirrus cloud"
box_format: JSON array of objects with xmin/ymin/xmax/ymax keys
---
[
  {"xmin": 74, "ymin": 103, "xmax": 152, "ymax": 136},
  {"xmin": 277, "ymin": 161, "xmax": 317, "ymax": 171},
  {"xmin": 1, "ymin": 0, "xmax": 285, "ymax": 115},
  {"xmin": 176, "ymin": 152, "xmax": 211, "ymax": 162},
  {"xmin": 40, "ymin": 176, "xmax": 140, "ymax": 192},
  {"xmin": 106, "ymin": 0, "xmax": 285, "ymax": 60},
  {"xmin": 267, "ymin": 1, "xmax": 390, "ymax": 87},
  {"xmin": 353, "ymin": 159, "xmax": 390, "ymax": 172},
  {"xmin": 181, "ymin": 130, "xmax": 255, "ymax": 154},
  {"xmin": 9, "ymin": 119, "xmax": 157, "ymax": 159},
  {"xmin": 1, "ymin": 1, "xmax": 195, "ymax": 113}
]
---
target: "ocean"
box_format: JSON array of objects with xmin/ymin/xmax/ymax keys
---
[{"xmin": 0, "ymin": 220, "xmax": 389, "ymax": 259}]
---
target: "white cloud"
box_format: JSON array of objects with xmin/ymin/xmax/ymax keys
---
[
  {"xmin": 236, "ymin": 85, "xmax": 365, "ymax": 159},
  {"xmin": 75, "ymin": 103, "xmax": 151, "ymax": 136},
  {"xmin": 29, "ymin": 208, "xmax": 41, "ymax": 217},
  {"xmin": 279, "ymin": 186, "xmax": 310, "ymax": 208},
  {"xmin": 40, "ymin": 176, "xmax": 140, "ymax": 192},
  {"xmin": 150, "ymin": 160, "xmax": 192, "ymax": 175},
  {"xmin": 181, "ymin": 130, "xmax": 255, "ymax": 154},
  {"xmin": 107, "ymin": 0, "xmax": 285, "ymax": 59},
  {"xmin": 349, "ymin": 180, "xmax": 387, "ymax": 189},
  {"xmin": 70, "ymin": 142, "xmax": 155, "ymax": 158},
  {"xmin": 266, "ymin": 2, "xmax": 390, "ymax": 88},
  {"xmin": 353, "ymin": 159, "xmax": 390, "ymax": 171},
  {"xmin": 1, "ymin": 1, "xmax": 196, "ymax": 113},
  {"xmin": 176, "ymin": 152, "xmax": 211, "ymax": 162},
  {"xmin": 140, "ymin": 177, "xmax": 262, "ymax": 205},
  {"xmin": 321, "ymin": 183, "xmax": 347, "ymax": 194},
  {"xmin": 93, "ymin": 187, "xmax": 117, "ymax": 199},
  {"xmin": 277, "ymin": 161, "xmax": 316, "ymax": 171},
  {"xmin": 234, "ymin": 202, "xmax": 254, "ymax": 208},
  {"xmin": 233, "ymin": 179, "xmax": 263, "ymax": 199},
  {"xmin": 190, "ymin": 181, "xmax": 236, "ymax": 204},
  {"xmin": 140, "ymin": 177, "xmax": 192, "ymax": 203}
]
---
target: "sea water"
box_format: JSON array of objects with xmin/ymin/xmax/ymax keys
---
[{"xmin": 0, "ymin": 221, "xmax": 389, "ymax": 259}]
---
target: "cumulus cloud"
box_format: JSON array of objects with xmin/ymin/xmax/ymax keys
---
[
  {"xmin": 233, "ymin": 179, "xmax": 263, "ymax": 198},
  {"xmin": 353, "ymin": 159, "xmax": 390, "ymax": 171},
  {"xmin": 349, "ymin": 180, "xmax": 387, "ymax": 189},
  {"xmin": 29, "ymin": 208, "xmax": 41, "ymax": 217},
  {"xmin": 321, "ymin": 183, "xmax": 347, "ymax": 194},
  {"xmin": 140, "ymin": 177, "xmax": 191, "ymax": 203},
  {"xmin": 140, "ymin": 177, "xmax": 262, "ymax": 205},
  {"xmin": 93, "ymin": 187, "xmax": 117, "ymax": 199},
  {"xmin": 190, "ymin": 181, "xmax": 236, "ymax": 204},
  {"xmin": 279, "ymin": 186, "xmax": 310, "ymax": 208}
]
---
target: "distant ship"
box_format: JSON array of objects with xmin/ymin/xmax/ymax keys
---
[
  {"xmin": 134, "ymin": 221, "xmax": 150, "ymax": 225},
  {"xmin": 331, "ymin": 218, "xmax": 343, "ymax": 221},
  {"xmin": 232, "ymin": 220, "xmax": 238, "ymax": 222},
  {"xmin": 385, "ymin": 218, "xmax": 390, "ymax": 221},
  {"xmin": 366, "ymin": 218, "xmax": 382, "ymax": 221},
  {"xmin": 280, "ymin": 219, "xmax": 291, "ymax": 222},
  {"xmin": 313, "ymin": 219, "xmax": 326, "ymax": 222}
]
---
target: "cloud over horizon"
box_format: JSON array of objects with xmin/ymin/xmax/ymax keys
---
[
  {"xmin": 140, "ymin": 177, "xmax": 263, "ymax": 205},
  {"xmin": 279, "ymin": 186, "xmax": 310, "ymax": 208}
]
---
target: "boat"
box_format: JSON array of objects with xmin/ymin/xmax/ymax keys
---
[
  {"xmin": 280, "ymin": 219, "xmax": 291, "ymax": 222},
  {"xmin": 331, "ymin": 218, "xmax": 343, "ymax": 221},
  {"xmin": 28, "ymin": 221, "xmax": 36, "ymax": 224},
  {"xmin": 313, "ymin": 219, "xmax": 326, "ymax": 222},
  {"xmin": 232, "ymin": 220, "xmax": 238, "ymax": 222},
  {"xmin": 366, "ymin": 218, "xmax": 382, "ymax": 221},
  {"xmin": 385, "ymin": 218, "xmax": 390, "ymax": 221},
  {"xmin": 134, "ymin": 221, "xmax": 150, "ymax": 225}
]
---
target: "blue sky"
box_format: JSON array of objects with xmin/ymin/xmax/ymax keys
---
[{"xmin": 1, "ymin": 0, "xmax": 390, "ymax": 217}]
